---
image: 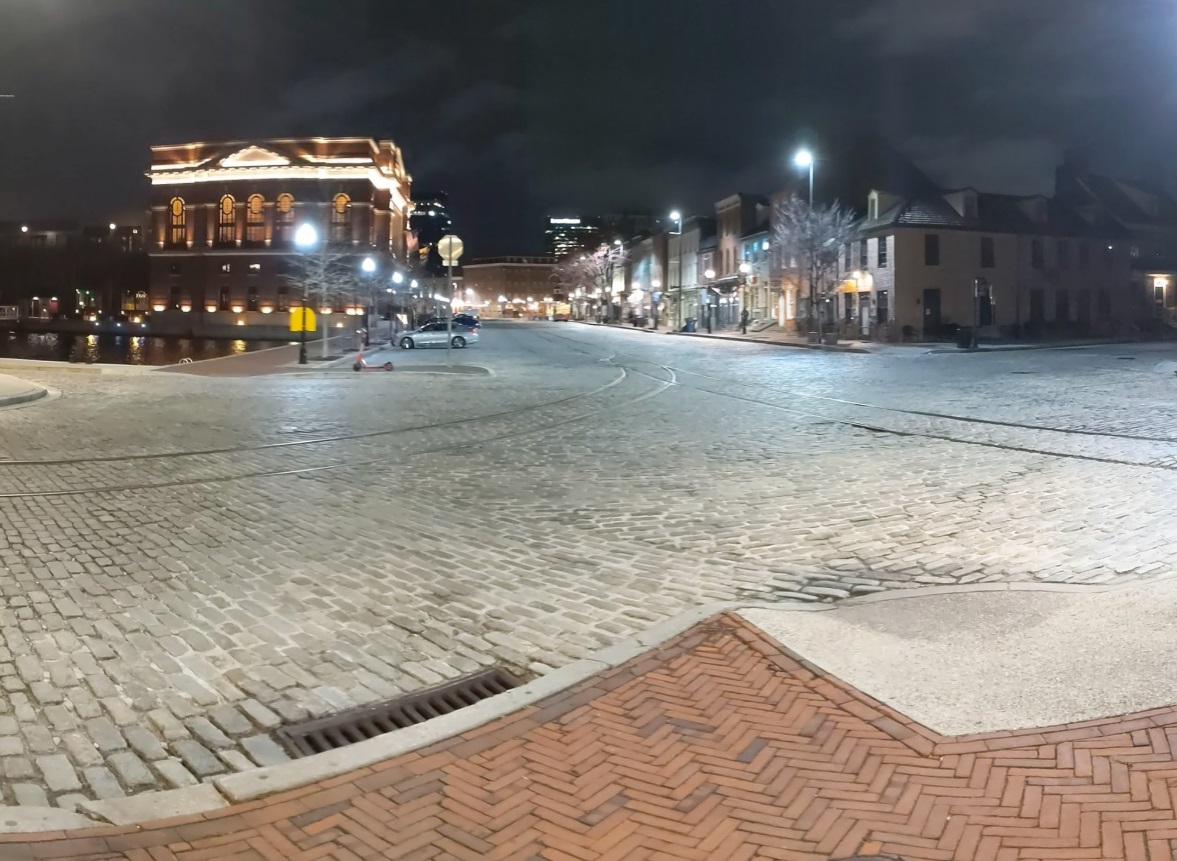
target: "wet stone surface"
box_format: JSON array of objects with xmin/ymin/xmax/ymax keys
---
[{"xmin": 0, "ymin": 324, "xmax": 1172, "ymax": 803}]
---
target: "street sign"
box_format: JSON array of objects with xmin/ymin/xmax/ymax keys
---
[
  {"xmin": 289, "ymin": 307, "xmax": 317, "ymax": 332},
  {"xmin": 438, "ymin": 234, "xmax": 464, "ymax": 266}
]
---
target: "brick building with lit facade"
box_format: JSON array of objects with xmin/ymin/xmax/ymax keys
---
[
  {"xmin": 461, "ymin": 257, "xmax": 558, "ymax": 317},
  {"xmin": 146, "ymin": 137, "xmax": 412, "ymax": 335}
]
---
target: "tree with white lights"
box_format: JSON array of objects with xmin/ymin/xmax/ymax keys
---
[
  {"xmin": 772, "ymin": 196, "xmax": 857, "ymax": 337},
  {"xmin": 555, "ymin": 242, "xmax": 628, "ymax": 322}
]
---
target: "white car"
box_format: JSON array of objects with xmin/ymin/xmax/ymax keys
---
[{"xmin": 397, "ymin": 321, "xmax": 479, "ymax": 349}]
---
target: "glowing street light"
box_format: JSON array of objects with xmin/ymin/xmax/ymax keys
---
[
  {"xmin": 293, "ymin": 224, "xmax": 321, "ymax": 364},
  {"xmin": 20, "ymin": 225, "xmax": 28, "ymax": 233},
  {"xmin": 361, "ymin": 257, "xmax": 376, "ymax": 274},
  {"xmin": 294, "ymin": 223, "xmax": 318, "ymax": 249},
  {"xmin": 669, "ymin": 210, "xmax": 682, "ymax": 235},
  {"xmin": 108, "ymin": 223, "xmax": 116, "ymax": 231},
  {"xmin": 392, "ymin": 271, "xmax": 404, "ymax": 284},
  {"xmin": 793, "ymin": 149, "xmax": 815, "ymax": 205}
]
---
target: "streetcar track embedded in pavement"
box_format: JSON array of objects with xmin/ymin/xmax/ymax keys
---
[
  {"xmin": 0, "ymin": 357, "xmax": 677, "ymax": 498},
  {"xmin": 0, "ymin": 363, "xmax": 631, "ymax": 466},
  {"xmin": 532, "ymin": 327, "xmax": 1177, "ymax": 471},
  {"xmin": 535, "ymin": 327, "xmax": 1177, "ymax": 445}
]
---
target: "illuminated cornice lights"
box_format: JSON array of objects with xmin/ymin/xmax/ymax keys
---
[
  {"xmin": 147, "ymin": 166, "xmax": 408, "ymax": 210},
  {"xmin": 219, "ymin": 146, "xmax": 291, "ymax": 168}
]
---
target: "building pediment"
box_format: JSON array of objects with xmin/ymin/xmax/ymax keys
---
[{"xmin": 219, "ymin": 146, "xmax": 291, "ymax": 168}]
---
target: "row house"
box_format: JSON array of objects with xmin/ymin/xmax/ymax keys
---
[
  {"xmin": 624, "ymin": 233, "xmax": 668, "ymax": 325},
  {"xmin": 1055, "ymin": 150, "xmax": 1177, "ymax": 325},
  {"xmin": 146, "ymin": 137, "xmax": 412, "ymax": 335},
  {"xmin": 835, "ymin": 187, "xmax": 1135, "ymax": 341},
  {"xmin": 712, "ymin": 194, "xmax": 769, "ymax": 328},
  {"xmin": 666, "ymin": 216, "xmax": 715, "ymax": 329}
]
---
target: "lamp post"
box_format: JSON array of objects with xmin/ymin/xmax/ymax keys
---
[
  {"xmin": 390, "ymin": 271, "xmax": 404, "ymax": 341},
  {"xmin": 293, "ymin": 223, "xmax": 319, "ymax": 364},
  {"xmin": 669, "ymin": 211, "xmax": 684, "ymax": 329},
  {"xmin": 704, "ymin": 268, "xmax": 716, "ymax": 333},
  {"xmin": 794, "ymin": 149, "xmax": 815, "ymax": 206},
  {"xmin": 738, "ymin": 261, "xmax": 752, "ymax": 333},
  {"xmin": 361, "ymin": 256, "xmax": 376, "ymax": 346}
]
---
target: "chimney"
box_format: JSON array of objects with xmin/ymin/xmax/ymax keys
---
[
  {"xmin": 1056, "ymin": 147, "xmax": 1090, "ymax": 201},
  {"xmin": 1064, "ymin": 147, "xmax": 1090, "ymax": 176}
]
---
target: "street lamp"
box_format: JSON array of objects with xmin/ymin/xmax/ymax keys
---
[
  {"xmin": 794, "ymin": 149, "xmax": 815, "ymax": 206},
  {"xmin": 669, "ymin": 210, "xmax": 682, "ymax": 235},
  {"xmin": 738, "ymin": 262, "xmax": 752, "ymax": 332},
  {"xmin": 293, "ymin": 224, "xmax": 319, "ymax": 364},
  {"xmin": 703, "ymin": 269, "xmax": 716, "ymax": 333},
  {"xmin": 387, "ymin": 272, "xmax": 404, "ymax": 340},
  {"xmin": 360, "ymin": 257, "xmax": 377, "ymax": 345},
  {"xmin": 108, "ymin": 223, "xmax": 116, "ymax": 231}
]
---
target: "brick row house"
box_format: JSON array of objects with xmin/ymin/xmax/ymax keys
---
[
  {"xmin": 628, "ymin": 144, "xmax": 1161, "ymax": 341},
  {"xmin": 835, "ymin": 187, "xmax": 1135, "ymax": 341},
  {"xmin": 146, "ymin": 137, "xmax": 412, "ymax": 336}
]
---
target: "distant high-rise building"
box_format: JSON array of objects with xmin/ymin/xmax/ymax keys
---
[
  {"xmin": 545, "ymin": 216, "xmax": 603, "ymax": 258},
  {"xmin": 598, "ymin": 212, "xmax": 660, "ymax": 244},
  {"xmin": 410, "ymin": 191, "xmax": 453, "ymax": 276}
]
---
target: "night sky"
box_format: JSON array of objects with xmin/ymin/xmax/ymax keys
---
[{"xmin": 0, "ymin": 0, "xmax": 1173, "ymax": 256}]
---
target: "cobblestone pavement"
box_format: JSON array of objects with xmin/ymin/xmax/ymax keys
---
[
  {"xmin": 13, "ymin": 614, "xmax": 1177, "ymax": 861},
  {"xmin": 0, "ymin": 320, "xmax": 1175, "ymax": 806}
]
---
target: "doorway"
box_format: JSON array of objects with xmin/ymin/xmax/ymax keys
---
[
  {"xmin": 1029, "ymin": 289, "xmax": 1045, "ymax": 325},
  {"xmin": 922, "ymin": 288, "xmax": 941, "ymax": 336}
]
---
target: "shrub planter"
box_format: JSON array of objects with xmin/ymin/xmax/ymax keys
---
[
  {"xmin": 822, "ymin": 332, "xmax": 839, "ymax": 346},
  {"xmin": 806, "ymin": 331, "xmax": 821, "ymax": 344}
]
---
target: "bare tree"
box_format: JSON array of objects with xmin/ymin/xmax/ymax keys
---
[
  {"xmin": 772, "ymin": 196, "xmax": 858, "ymax": 338},
  {"xmin": 555, "ymin": 243, "xmax": 628, "ymax": 322},
  {"xmin": 283, "ymin": 246, "xmax": 372, "ymax": 358}
]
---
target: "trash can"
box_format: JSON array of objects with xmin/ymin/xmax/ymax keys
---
[
  {"xmin": 683, "ymin": 318, "xmax": 697, "ymax": 333},
  {"xmin": 956, "ymin": 326, "xmax": 973, "ymax": 349}
]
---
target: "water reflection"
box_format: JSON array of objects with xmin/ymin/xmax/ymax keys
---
[{"xmin": 1, "ymin": 332, "xmax": 288, "ymax": 366}]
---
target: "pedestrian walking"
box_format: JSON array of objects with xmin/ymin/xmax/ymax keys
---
[{"xmin": 740, "ymin": 308, "xmax": 750, "ymax": 335}]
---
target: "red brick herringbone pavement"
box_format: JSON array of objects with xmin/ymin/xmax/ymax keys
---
[{"xmin": 5, "ymin": 613, "xmax": 1177, "ymax": 860}]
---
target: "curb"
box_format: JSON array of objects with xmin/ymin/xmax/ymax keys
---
[
  {"xmin": 11, "ymin": 577, "xmax": 1160, "ymax": 832},
  {"xmin": 669, "ymin": 331, "xmax": 872, "ymax": 354},
  {"xmin": 0, "ymin": 359, "xmax": 155, "ymax": 376},
  {"xmin": 0, "ymin": 384, "xmax": 49, "ymax": 409},
  {"xmin": 925, "ymin": 338, "xmax": 1155, "ymax": 355},
  {"xmin": 61, "ymin": 599, "xmax": 805, "ymax": 829},
  {"xmin": 572, "ymin": 321, "xmax": 872, "ymax": 354}
]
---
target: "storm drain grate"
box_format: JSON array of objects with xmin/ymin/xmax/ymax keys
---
[{"xmin": 276, "ymin": 667, "xmax": 522, "ymax": 757}]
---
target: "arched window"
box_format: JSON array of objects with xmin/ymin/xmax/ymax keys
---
[
  {"xmin": 245, "ymin": 194, "xmax": 265, "ymax": 244},
  {"xmin": 168, "ymin": 197, "xmax": 186, "ymax": 246},
  {"xmin": 329, "ymin": 193, "xmax": 351, "ymax": 242},
  {"xmin": 274, "ymin": 193, "xmax": 294, "ymax": 244},
  {"xmin": 218, "ymin": 195, "xmax": 237, "ymax": 245}
]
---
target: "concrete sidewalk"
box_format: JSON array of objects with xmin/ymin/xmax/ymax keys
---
[
  {"xmin": 8, "ymin": 583, "xmax": 1177, "ymax": 859},
  {"xmin": 0, "ymin": 373, "xmax": 49, "ymax": 407},
  {"xmin": 579, "ymin": 320, "xmax": 1161, "ymax": 357}
]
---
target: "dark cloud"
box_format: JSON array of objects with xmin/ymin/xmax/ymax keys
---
[{"xmin": 0, "ymin": 0, "xmax": 1174, "ymax": 254}]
